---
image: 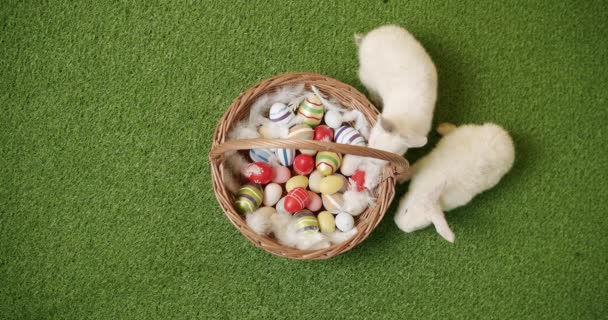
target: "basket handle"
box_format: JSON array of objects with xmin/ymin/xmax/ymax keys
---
[{"xmin": 209, "ymin": 138, "xmax": 410, "ymax": 182}]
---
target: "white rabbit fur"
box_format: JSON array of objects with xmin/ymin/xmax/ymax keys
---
[
  {"xmin": 270, "ymin": 212, "xmax": 358, "ymax": 250},
  {"xmin": 347, "ymin": 25, "xmax": 438, "ymax": 190},
  {"xmin": 394, "ymin": 123, "xmax": 515, "ymax": 242}
]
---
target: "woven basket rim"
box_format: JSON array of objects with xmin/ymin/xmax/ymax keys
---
[{"xmin": 209, "ymin": 72, "xmax": 408, "ymax": 260}]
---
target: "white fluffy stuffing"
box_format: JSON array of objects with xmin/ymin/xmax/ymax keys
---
[
  {"xmin": 246, "ymin": 208, "xmax": 275, "ymax": 236},
  {"xmin": 343, "ymin": 190, "xmax": 375, "ymax": 216}
]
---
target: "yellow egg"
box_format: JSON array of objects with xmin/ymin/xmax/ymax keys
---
[
  {"xmin": 286, "ymin": 175, "xmax": 309, "ymax": 192},
  {"xmin": 319, "ymin": 175, "xmax": 345, "ymax": 195},
  {"xmin": 317, "ymin": 211, "xmax": 336, "ymax": 234},
  {"xmin": 332, "ymin": 174, "xmax": 349, "ymax": 192},
  {"xmin": 308, "ymin": 170, "xmax": 324, "ymax": 193}
]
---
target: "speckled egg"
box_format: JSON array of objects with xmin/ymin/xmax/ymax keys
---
[
  {"xmin": 242, "ymin": 162, "xmax": 273, "ymax": 184},
  {"xmin": 293, "ymin": 209, "xmax": 319, "ymax": 234},
  {"xmin": 275, "ymin": 148, "xmax": 295, "ymax": 166},
  {"xmin": 315, "ymin": 151, "xmax": 342, "ymax": 176},
  {"xmin": 322, "ymin": 192, "xmax": 344, "ymax": 214},
  {"xmin": 269, "ymin": 102, "xmax": 294, "ymax": 124},
  {"xmin": 286, "ymin": 175, "xmax": 309, "ymax": 192},
  {"xmin": 319, "ymin": 175, "xmax": 345, "ymax": 195},
  {"xmin": 235, "ymin": 183, "xmax": 264, "ymax": 214},
  {"xmin": 334, "ymin": 126, "xmax": 366, "ymax": 146},
  {"xmin": 317, "ymin": 211, "xmax": 336, "ymax": 234},
  {"xmin": 297, "ymin": 96, "xmax": 324, "ymax": 126},
  {"xmin": 335, "ymin": 212, "xmax": 355, "ymax": 232}
]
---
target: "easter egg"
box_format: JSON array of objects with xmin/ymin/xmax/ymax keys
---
[
  {"xmin": 308, "ymin": 170, "xmax": 324, "ymax": 193},
  {"xmin": 263, "ymin": 183, "xmax": 283, "ymax": 206},
  {"xmin": 293, "ymin": 209, "xmax": 319, "ymax": 234},
  {"xmin": 313, "ymin": 125, "xmax": 334, "ymax": 142},
  {"xmin": 297, "ymin": 96, "xmax": 324, "ymax": 126},
  {"xmin": 275, "ymin": 148, "xmax": 295, "ymax": 166},
  {"xmin": 269, "ymin": 102, "xmax": 295, "ymax": 124},
  {"xmin": 324, "ymin": 110, "xmax": 343, "ymax": 129},
  {"xmin": 306, "ymin": 191, "xmax": 322, "ymax": 211},
  {"xmin": 322, "ymin": 192, "xmax": 344, "ymax": 214},
  {"xmin": 350, "ymin": 170, "xmax": 366, "ymax": 191},
  {"xmin": 315, "ymin": 151, "xmax": 342, "ymax": 176},
  {"xmin": 334, "ymin": 126, "xmax": 366, "ymax": 146},
  {"xmin": 272, "ymin": 166, "xmax": 291, "ymax": 183},
  {"xmin": 286, "ymin": 175, "xmax": 309, "ymax": 192},
  {"xmin": 333, "ymin": 174, "xmax": 349, "ymax": 192},
  {"xmin": 249, "ymin": 148, "xmax": 275, "ymax": 164},
  {"xmin": 335, "ymin": 212, "xmax": 355, "ymax": 232},
  {"xmin": 319, "ymin": 175, "xmax": 345, "ymax": 195},
  {"xmin": 293, "ymin": 154, "xmax": 315, "ymax": 175},
  {"xmin": 235, "ymin": 183, "xmax": 264, "ymax": 214},
  {"xmin": 288, "ymin": 124, "xmax": 316, "ymax": 155},
  {"xmin": 242, "ymin": 162, "xmax": 273, "ymax": 184},
  {"xmin": 276, "ymin": 197, "xmax": 289, "ymax": 215},
  {"xmin": 284, "ymin": 187, "xmax": 310, "ymax": 213},
  {"xmin": 317, "ymin": 211, "xmax": 336, "ymax": 234}
]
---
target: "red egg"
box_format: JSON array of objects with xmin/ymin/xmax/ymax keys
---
[
  {"xmin": 314, "ymin": 125, "xmax": 334, "ymax": 142},
  {"xmin": 293, "ymin": 154, "xmax": 315, "ymax": 175},
  {"xmin": 350, "ymin": 170, "xmax": 366, "ymax": 191},
  {"xmin": 284, "ymin": 187, "xmax": 310, "ymax": 213},
  {"xmin": 242, "ymin": 162, "xmax": 273, "ymax": 184}
]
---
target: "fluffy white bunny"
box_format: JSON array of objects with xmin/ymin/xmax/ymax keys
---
[
  {"xmin": 347, "ymin": 25, "xmax": 438, "ymax": 189},
  {"xmin": 394, "ymin": 123, "xmax": 515, "ymax": 242},
  {"xmin": 357, "ymin": 24, "xmax": 437, "ymax": 154}
]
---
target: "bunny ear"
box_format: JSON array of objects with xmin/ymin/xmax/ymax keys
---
[{"xmin": 430, "ymin": 212, "xmax": 455, "ymax": 243}]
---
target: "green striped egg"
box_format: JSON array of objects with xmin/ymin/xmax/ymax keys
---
[
  {"xmin": 297, "ymin": 96, "xmax": 324, "ymax": 126},
  {"xmin": 235, "ymin": 182, "xmax": 264, "ymax": 214},
  {"xmin": 288, "ymin": 124, "xmax": 315, "ymax": 155},
  {"xmin": 322, "ymin": 192, "xmax": 344, "ymax": 214},
  {"xmin": 315, "ymin": 151, "xmax": 342, "ymax": 176},
  {"xmin": 293, "ymin": 209, "xmax": 319, "ymax": 234}
]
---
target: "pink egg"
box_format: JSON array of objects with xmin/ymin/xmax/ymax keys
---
[
  {"xmin": 306, "ymin": 191, "xmax": 322, "ymax": 211},
  {"xmin": 272, "ymin": 166, "xmax": 291, "ymax": 183}
]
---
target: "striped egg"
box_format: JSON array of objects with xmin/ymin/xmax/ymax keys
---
[
  {"xmin": 249, "ymin": 148, "xmax": 275, "ymax": 164},
  {"xmin": 294, "ymin": 210, "xmax": 319, "ymax": 234},
  {"xmin": 334, "ymin": 126, "xmax": 366, "ymax": 146},
  {"xmin": 275, "ymin": 148, "xmax": 295, "ymax": 166},
  {"xmin": 235, "ymin": 183, "xmax": 264, "ymax": 214},
  {"xmin": 315, "ymin": 151, "xmax": 342, "ymax": 176},
  {"xmin": 288, "ymin": 124, "xmax": 315, "ymax": 155},
  {"xmin": 284, "ymin": 187, "xmax": 311, "ymax": 213},
  {"xmin": 297, "ymin": 96, "xmax": 324, "ymax": 126},
  {"xmin": 322, "ymin": 192, "xmax": 344, "ymax": 214},
  {"xmin": 269, "ymin": 102, "xmax": 294, "ymax": 124}
]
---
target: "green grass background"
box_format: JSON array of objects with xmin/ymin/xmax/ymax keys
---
[{"xmin": 1, "ymin": 0, "xmax": 607, "ymax": 319}]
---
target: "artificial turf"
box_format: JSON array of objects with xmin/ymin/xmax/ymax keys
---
[{"xmin": 1, "ymin": 1, "xmax": 607, "ymax": 319}]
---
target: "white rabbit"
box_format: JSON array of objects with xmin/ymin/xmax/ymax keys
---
[
  {"xmin": 347, "ymin": 25, "xmax": 438, "ymax": 189},
  {"xmin": 357, "ymin": 24, "xmax": 437, "ymax": 155},
  {"xmin": 394, "ymin": 123, "xmax": 515, "ymax": 242}
]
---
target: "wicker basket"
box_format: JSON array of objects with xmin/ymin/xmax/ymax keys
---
[{"xmin": 209, "ymin": 72, "xmax": 409, "ymax": 260}]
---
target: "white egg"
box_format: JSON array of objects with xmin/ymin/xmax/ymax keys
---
[
  {"xmin": 263, "ymin": 183, "xmax": 282, "ymax": 206},
  {"xmin": 308, "ymin": 170, "xmax": 324, "ymax": 193},
  {"xmin": 324, "ymin": 110, "xmax": 343, "ymax": 129},
  {"xmin": 335, "ymin": 213, "xmax": 355, "ymax": 232},
  {"xmin": 276, "ymin": 197, "xmax": 289, "ymax": 215}
]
